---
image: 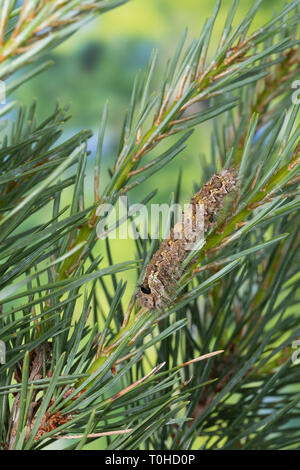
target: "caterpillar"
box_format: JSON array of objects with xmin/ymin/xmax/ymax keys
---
[{"xmin": 137, "ymin": 168, "xmax": 238, "ymax": 310}]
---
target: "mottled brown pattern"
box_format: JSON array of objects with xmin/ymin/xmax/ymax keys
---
[{"xmin": 137, "ymin": 168, "xmax": 238, "ymax": 310}]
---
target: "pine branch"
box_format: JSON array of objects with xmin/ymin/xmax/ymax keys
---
[
  {"xmin": 1, "ymin": 0, "xmax": 300, "ymax": 450},
  {"xmin": 57, "ymin": 0, "xmax": 300, "ymax": 281},
  {"xmin": 0, "ymin": 0, "xmax": 129, "ymax": 97}
]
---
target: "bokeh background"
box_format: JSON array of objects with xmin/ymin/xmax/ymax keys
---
[
  {"xmin": 14, "ymin": 0, "xmax": 284, "ymax": 275},
  {"xmin": 15, "ymin": 0, "xmax": 284, "ymax": 203},
  {"xmin": 12, "ymin": 0, "xmax": 286, "ymax": 449}
]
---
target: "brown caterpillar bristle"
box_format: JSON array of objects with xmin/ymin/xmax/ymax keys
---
[{"xmin": 137, "ymin": 168, "xmax": 238, "ymax": 310}]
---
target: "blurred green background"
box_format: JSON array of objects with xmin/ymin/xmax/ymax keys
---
[{"xmin": 15, "ymin": 0, "xmax": 284, "ymax": 207}]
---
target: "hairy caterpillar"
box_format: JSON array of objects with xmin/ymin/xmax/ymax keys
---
[{"xmin": 137, "ymin": 168, "xmax": 238, "ymax": 310}]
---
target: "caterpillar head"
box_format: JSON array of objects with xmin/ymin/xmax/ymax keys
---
[{"xmin": 137, "ymin": 284, "xmax": 156, "ymax": 310}]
